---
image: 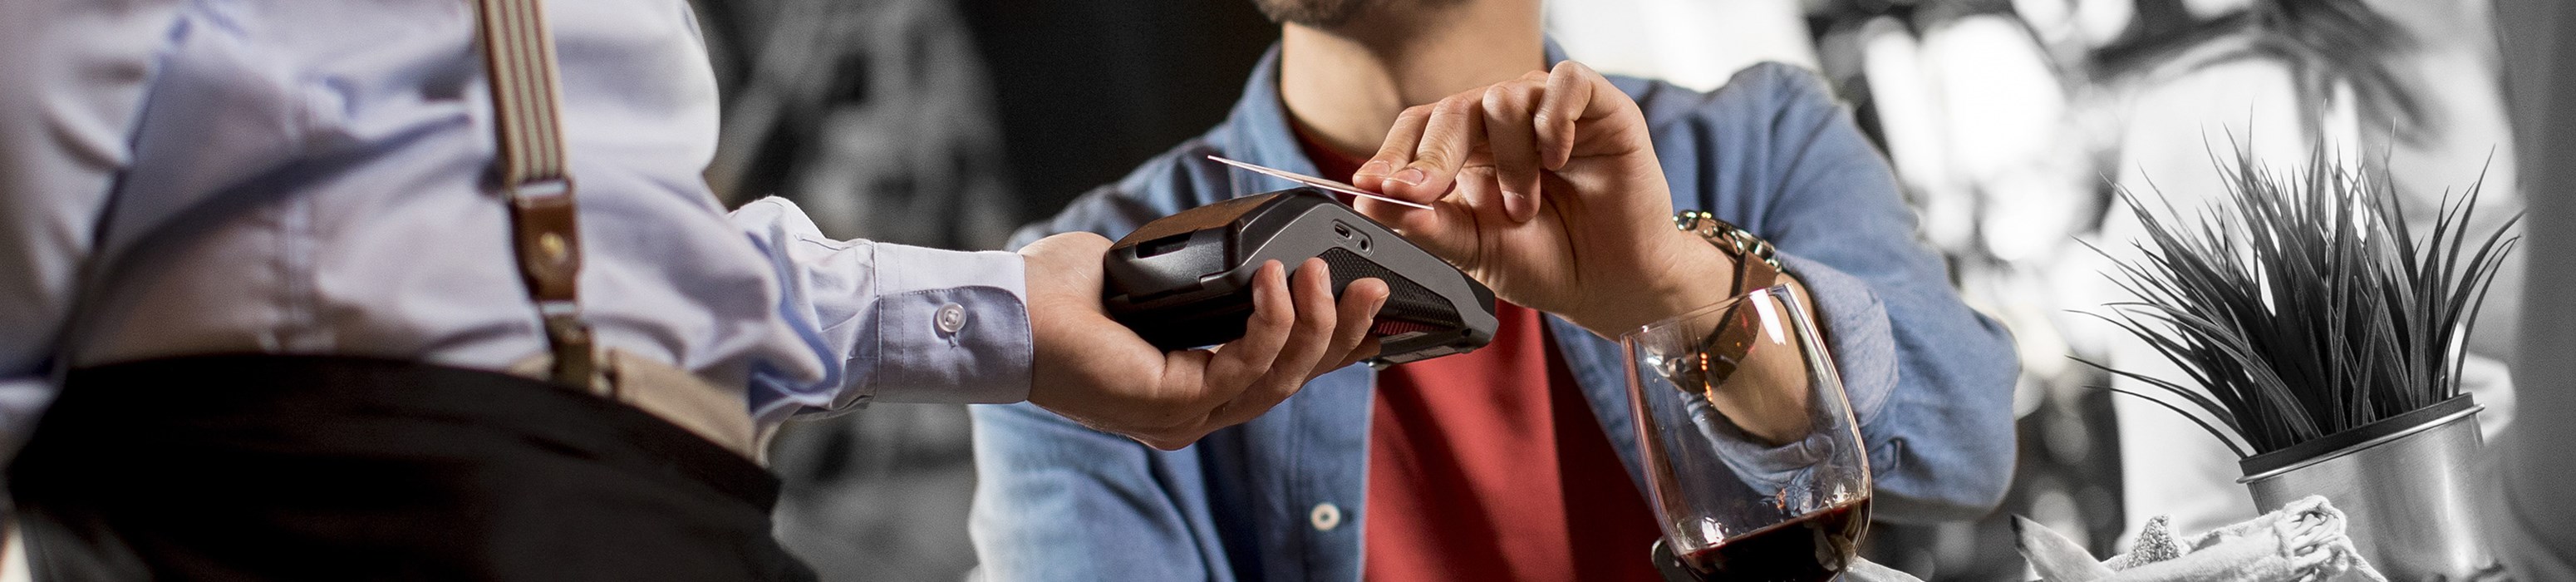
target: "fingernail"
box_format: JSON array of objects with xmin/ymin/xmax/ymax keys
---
[
  {"xmin": 1358, "ymin": 160, "xmax": 1390, "ymax": 177},
  {"xmin": 1391, "ymin": 168, "xmax": 1428, "ymax": 186}
]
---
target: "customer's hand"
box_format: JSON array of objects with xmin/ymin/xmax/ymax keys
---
[
  {"xmin": 1349, "ymin": 62, "xmax": 1821, "ymax": 441},
  {"xmin": 1347, "ymin": 62, "xmax": 1734, "ymax": 338},
  {"xmin": 1017, "ymin": 232, "xmax": 1389, "ymax": 450}
]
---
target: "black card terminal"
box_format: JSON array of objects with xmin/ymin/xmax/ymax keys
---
[{"xmin": 1103, "ymin": 188, "xmax": 1498, "ymax": 365}]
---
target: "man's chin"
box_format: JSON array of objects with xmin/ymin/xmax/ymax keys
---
[{"xmin": 1251, "ymin": 0, "xmax": 1374, "ymax": 28}]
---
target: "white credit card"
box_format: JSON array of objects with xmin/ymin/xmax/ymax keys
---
[{"xmin": 1206, "ymin": 155, "xmax": 1433, "ymax": 210}]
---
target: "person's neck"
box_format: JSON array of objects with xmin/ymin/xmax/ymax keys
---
[{"xmin": 1276, "ymin": 4, "xmax": 1546, "ymax": 160}]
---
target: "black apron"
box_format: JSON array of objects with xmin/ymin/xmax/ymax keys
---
[{"xmin": 7, "ymin": 355, "xmax": 815, "ymax": 581}]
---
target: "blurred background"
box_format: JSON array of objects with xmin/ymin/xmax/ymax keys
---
[{"xmin": 687, "ymin": 0, "xmax": 2527, "ymax": 580}]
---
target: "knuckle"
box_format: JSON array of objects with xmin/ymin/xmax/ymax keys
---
[
  {"xmin": 1301, "ymin": 284, "xmax": 1336, "ymax": 308},
  {"xmin": 1482, "ymin": 89, "xmax": 1528, "ymax": 118},
  {"xmin": 1433, "ymin": 96, "xmax": 1477, "ymax": 116},
  {"xmin": 1417, "ymin": 124, "xmax": 1460, "ymax": 145},
  {"xmin": 1531, "ymin": 106, "xmax": 1562, "ymax": 126},
  {"xmin": 1264, "ymin": 302, "xmax": 1299, "ymax": 327},
  {"xmin": 1299, "ymin": 305, "xmax": 1335, "ymax": 332}
]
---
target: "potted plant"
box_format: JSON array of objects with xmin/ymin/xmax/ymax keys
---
[{"xmin": 2085, "ymin": 148, "xmax": 2519, "ymax": 580}]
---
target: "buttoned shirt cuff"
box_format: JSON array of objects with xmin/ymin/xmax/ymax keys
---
[{"xmin": 847, "ymin": 244, "xmax": 1034, "ymax": 406}]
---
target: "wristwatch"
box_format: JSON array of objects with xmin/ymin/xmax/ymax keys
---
[
  {"xmin": 1674, "ymin": 210, "xmax": 1783, "ymax": 298},
  {"xmin": 1668, "ymin": 210, "xmax": 1787, "ymax": 390}
]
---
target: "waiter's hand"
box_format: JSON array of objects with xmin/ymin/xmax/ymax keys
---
[
  {"xmin": 1017, "ymin": 233, "xmax": 1388, "ymax": 450},
  {"xmin": 1348, "ymin": 62, "xmax": 1735, "ymax": 338}
]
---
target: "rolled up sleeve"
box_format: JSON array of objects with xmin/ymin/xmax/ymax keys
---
[
  {"xmin": 1772, "ymin": 254, "xmax": 1900, "ymax": 426},
  {"xmin": 1662, "ymin": 62, "xmax": 2021, "ymax": 522}
]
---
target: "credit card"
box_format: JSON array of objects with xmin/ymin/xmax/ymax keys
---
[{"xmin": 1207, "ymin": 155, "xmax": 1433, "ymax": 210}]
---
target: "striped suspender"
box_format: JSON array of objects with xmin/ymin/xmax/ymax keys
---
[{"xmin": 472, "ymin": 0, "xmax": 595, "ymax": 387}]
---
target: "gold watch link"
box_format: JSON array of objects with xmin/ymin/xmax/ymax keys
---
[{"xmin": 1669, "ymin": 210, "xmax": 1788, "ymax": 391}]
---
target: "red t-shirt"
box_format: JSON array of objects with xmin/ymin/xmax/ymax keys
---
[{"xmin": 1294, "ymin": 131, "xmax": 1665, "ymax": 581}]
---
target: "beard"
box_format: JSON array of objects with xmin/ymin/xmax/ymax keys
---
[{"xmin": 1251, "ymin": 0, "xmax": 1379, "ymax": 28}]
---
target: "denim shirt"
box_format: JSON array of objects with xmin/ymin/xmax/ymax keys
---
[{"xmin": 971, "ymin": 45, "xmax": 2019, "ymax": 581}]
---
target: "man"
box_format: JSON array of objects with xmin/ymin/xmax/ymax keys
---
[
  {"xmin": 969, "ymin": 0, "xmax": 2018, "ymax": 579},
  {"xmin": 0, "ymin": 0, "xmax": 1381, "ymax": 579}
]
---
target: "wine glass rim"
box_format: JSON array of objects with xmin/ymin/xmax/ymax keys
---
[{"xmin": 1619, "ymin": 283, "xmax": 1799, "ymax": 342}]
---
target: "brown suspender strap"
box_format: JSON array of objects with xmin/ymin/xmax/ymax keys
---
[{"xmin": 472, "ymin": 0, "xmax": 594, "ymax": 387}]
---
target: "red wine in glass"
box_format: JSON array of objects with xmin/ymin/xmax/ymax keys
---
[{"xmin": 1674, "ymin": 496, "xmax": 1871, "ymax": 582}]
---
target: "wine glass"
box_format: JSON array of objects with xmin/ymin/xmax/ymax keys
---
[{"xmin": 1623, "ymin": 284, "xmax": 1873, "ymax": 582}]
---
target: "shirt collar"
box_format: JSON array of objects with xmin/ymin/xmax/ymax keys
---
[{"xmin": 1217, "ymin": 38, "xmax": 1571, "ymax": 198}]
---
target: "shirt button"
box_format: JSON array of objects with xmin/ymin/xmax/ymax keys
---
[
  {"xmin": 935, "ymin": 303, "xmax": 966, "ymax": 334},
  {"xmin": 1309, "ymin": 502, "xmax": 1342, "ymax": 531}
]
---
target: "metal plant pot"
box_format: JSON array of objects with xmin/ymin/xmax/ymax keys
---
[{"xmin": 2237, "ymin": 395, "xmax": 2495, "ymax": 581}]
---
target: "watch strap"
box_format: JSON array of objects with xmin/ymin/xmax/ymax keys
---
[{"xmin": 1673, "ymin": 211, "xmax": 1783, "ymax": 391}]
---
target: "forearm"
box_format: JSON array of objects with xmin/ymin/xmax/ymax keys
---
[
  {"xmin": 1691, "ymin": 273, "xmax": 1821, "ymax": 445},
  {"xmin": 1635, "ymin": 219, "xmax": 1824, "ymax": 445}
]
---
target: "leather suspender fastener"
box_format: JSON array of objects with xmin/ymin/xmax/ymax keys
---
[{"xmin": 474, "ymin": 0, "xmax": 595, "ymax": 388}]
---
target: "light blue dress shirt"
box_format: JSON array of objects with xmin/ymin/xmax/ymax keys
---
[
  {"xmin": 970, "ymin": 46, "xmax": 2022, "ymax": 580},
  {"xmin": 0, "ymin": 0, "xmax": 1033, "ymax": 461}
]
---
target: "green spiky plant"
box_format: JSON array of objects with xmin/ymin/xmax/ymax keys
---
[{"xmin": 2082, "ymin": 148, "xmax": 2519, "ymax": 457}]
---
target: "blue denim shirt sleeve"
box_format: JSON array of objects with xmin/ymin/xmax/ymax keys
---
[
  {"xmin": 1647, "ymin": 62, "xmax": 2020, "ymax": 522},
  {"xmin": 970, "ymin": 400, "xmax": 1235, "ymax": 581}
]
